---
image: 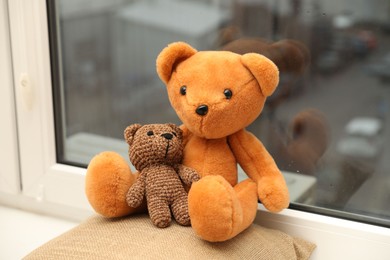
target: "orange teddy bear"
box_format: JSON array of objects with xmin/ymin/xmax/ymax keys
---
[{"xmin": 85, "ymin": 42, "xmax": 289, "ymax": 242}]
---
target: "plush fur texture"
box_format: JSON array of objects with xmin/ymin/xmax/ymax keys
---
[
  {"xmin": 85, "ymin": 42, "xmax": 289, "ymax": 242},
  {"xmin": 156, "ymin": 42, "xmax": 289, "ymax": 241},
  {"xmin": 124, "ymin": 123, "xmax": 199, "ymax": 228},
  {"xmin": 85, "ymin": 151, "xmax": 143, "ymax": 217},
  {"xmin": 222, "ymin": 38, "xmax": 329, "ymax": 175}
]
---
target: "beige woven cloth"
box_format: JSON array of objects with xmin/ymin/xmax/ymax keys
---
[{"xmin": 24, "ymin": 214, "xmax": 315, "ymax": 260}]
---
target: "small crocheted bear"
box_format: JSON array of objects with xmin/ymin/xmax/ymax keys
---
[{"xmin": 124, "ymin": 123, "xmax": 200, "ymax": 228}]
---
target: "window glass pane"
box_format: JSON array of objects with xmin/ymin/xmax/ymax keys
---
[{"xmin": 48, "ymin": 0, "xmax": 390, "ymax": 226}]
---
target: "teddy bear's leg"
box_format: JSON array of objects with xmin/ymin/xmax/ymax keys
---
[
  {"xmin": 85, "ymin": 151, "xmax": 144, "ymax": 217},
  {"xmin": 171, "ymin": 192, "xmax": 191, "ymax": 226},
  {"xmin": 148, "ymin": 199, "xmax": 171, "ymax": 228},
  {"xmin": 188, "ymin": 175, "xmax": 258, "ymax": 242}
]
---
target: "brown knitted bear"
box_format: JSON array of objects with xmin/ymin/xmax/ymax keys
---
[{"xmin": 124, "ymin": 123, "xmax": 200, "ymax": 228}]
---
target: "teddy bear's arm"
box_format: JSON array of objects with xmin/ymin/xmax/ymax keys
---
[
  {"xmin": 175, "ymin": 164, "xmax": 200, "ymax": 186},
  {"xmin": 228, "ymin": 129, "xmax": 290, "ymax": 213},
  {"xmin": 126, "ymin": 171, "xmax": 146, "ymax": 208}
]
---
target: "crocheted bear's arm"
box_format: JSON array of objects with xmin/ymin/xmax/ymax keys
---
[
  {"xmin": 126, "ymin": 171, "xmax": 146, "ymax": 208},
  {"xmin": 176, "ymin": 164, "xmax": 200, "ymax": 186}
]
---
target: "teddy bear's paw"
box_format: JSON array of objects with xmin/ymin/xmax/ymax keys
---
[
  {"xmin": 187, "ymin": 171, "xmax": 200, "ymax": 185},
  {"xmin": 190, "ymin": 171, "xmax": 201, "ymax": 183},
  {"xmin": 152, "ymin": 216, "xmax": 171, "ymax": 228},
  {"xmin": 126, "ymin": 191, "xmax": 143, "ymax": 208},
  {"xmin": 177, "ymin": 165, "xmax": 200, "ymax": 185},
  {"xmin": 188, "ymin": 176, "xmax": 257, "ymax": 242},
  {"xmin": 258, "ymin": 177, "xmax": 290, "ymax": 213},
  {"xmin": 85, "ymin": 151, "xmax": 138, "ymax": 218},
  {"xmin": 148, "ymin": 201, "xmax": 172, "ymax": 228},
  {"xmin": 174, "ymin": 212, "xmax": 191, "ymax": 226},
  {"xmin": 171, "ymin": 195, "xmax": 191, "ymax": 226}
]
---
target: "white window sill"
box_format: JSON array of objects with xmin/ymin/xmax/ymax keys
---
[{"xmin": 0, "ymin": 205, "xmax": 79, "ymax": 259}]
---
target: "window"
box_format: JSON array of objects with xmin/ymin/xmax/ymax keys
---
[
  {"xmin": 2, "ymin": 0, "xmax": 92, "ymax": 219},
  {"xmin": 1, "ymin": 0, "xmax": 389, "ymax": 258},
  {"xmin": 48, "ymin": 0, "xmax": 390, "ymax": 227}
]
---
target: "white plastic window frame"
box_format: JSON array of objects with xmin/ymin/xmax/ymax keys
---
[
  {"xmin": 0, "ymin": 0, "xmax": 92, "ymax": 220},
  {"xmin": 1, "ymin": 1, "xmax": 389, "ymax": 259},
  {"xmin": 0, "ymin": 0, "xmax": 19, "ymax": 195}
]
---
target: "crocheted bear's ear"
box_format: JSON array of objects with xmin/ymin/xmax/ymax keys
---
[
  {"xmin": 124, "ymin": 124, "xmax": 142, "ymax": 146},
  {"xmin": 167, "ymin": 123, "xmax": 183, "ymax": 140}
]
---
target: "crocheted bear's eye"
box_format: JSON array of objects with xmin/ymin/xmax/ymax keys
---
[
  {"xmin": 147, "ymin": 131, "xmax": 154, "ymax": 136},
  {"xmin": 224, "ymin": 89, "xmax": 233, "ymax": 99},
  {"xmin": 172, "ymin": 132, "xmax": 177, "ymax": 137},
  {"xmin": 180, "ymin": 85, "xmax": 187, "ymax": 95}
]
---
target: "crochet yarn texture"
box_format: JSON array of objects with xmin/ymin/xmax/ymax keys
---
[{"xmin": 124, "ymin": 123, "xmax": 199, "ymax": 228}]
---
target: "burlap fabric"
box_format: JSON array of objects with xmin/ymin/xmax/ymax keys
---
[{"xmin": 24, "ymin": 214, "xmax": 315, "ymax": 259}]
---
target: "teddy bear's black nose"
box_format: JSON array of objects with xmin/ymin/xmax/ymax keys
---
[
  {"xmin": 196, "ymin": 105, "xmax": 208, "ymax": 116},
  {"xmin": 161, "ymin": 133, "xmax": 173, "ymax": 140}
]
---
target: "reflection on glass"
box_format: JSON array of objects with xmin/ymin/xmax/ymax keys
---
[{"xmin": 50, "ymin": 0, "xmax": 390, "ymax": 225}]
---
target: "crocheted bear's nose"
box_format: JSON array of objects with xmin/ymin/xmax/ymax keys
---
[
  {"xmin": 196, "ymin": 105, "xmax": 208, "ymax": 116},
  {"xmin": 161, "ymin": 133, "xmax": 173, "ymax": 140}
]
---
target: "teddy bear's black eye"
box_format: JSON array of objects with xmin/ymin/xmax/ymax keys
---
[
  {"xmin": 224, "ymin": 89, "xmax": 233, "ymax": 99},
  {"xmin": 172, "ymin": 132, "xmax": 177, "ymax": 137},
  {"xmin": 180, "ymin": 85, "xmax": 187, "ymax": 96},
  {"xmin": 147, "ymin": 131, "xmax": 154, "ymax": 136}
]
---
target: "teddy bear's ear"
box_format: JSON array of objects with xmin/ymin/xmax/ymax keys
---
[
  {"xmin": 156, "ymin": 42, "xmax": 197, "ymax": 84},
  {"xmin": 124, "ymin": 124, "xmax": 142, "ymax": 146},
  {"xmin": 241, "ymin": 53, "xmax": 279, "ymax": 97},
  {"xmin": 166, "ymin": 123, "xmax": 183, "ymax": 140}
]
